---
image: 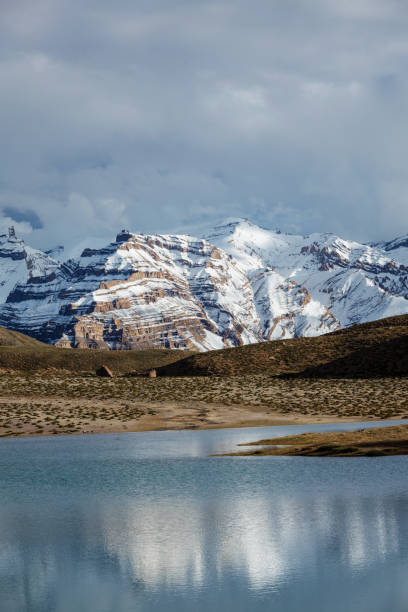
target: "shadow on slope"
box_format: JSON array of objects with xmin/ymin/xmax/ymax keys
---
[
  {"xmin": 1, "ymin": 314, "xmax": 408, "ymax": 377},
  {"xmin": 158, "ymin": 314, "xmax": 408, "ymax": 377},
  {"xmin": 294, "ymin": 335, "xmax": 408, "ymax": 378},
  {"xmin": 0, "ymin": 326, "xmax": 194, "ymax": 374}
]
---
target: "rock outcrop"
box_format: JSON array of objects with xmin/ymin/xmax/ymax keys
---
[
  {"xmin": 0, "ymin": 230, "xmax": 262, "ymax": 351},
  {"xmin": 1, "ymin": 219, "xmax": 408, "ymax": 350}
]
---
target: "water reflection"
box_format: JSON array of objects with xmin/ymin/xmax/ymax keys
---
[
  {"xmin": 102, "ymin": 500, "xmax": 206, "ymax": 589},
  {"xmin": 1, "ymin": 428, "xmax": 408, "ymax": 611},
  {"xmin": 2, "ymin": 490, "xmax": 407, "ymax": 611},
  {"xmin": 100, "ymin": 493, "xmax": 407, "ymax": 593}
]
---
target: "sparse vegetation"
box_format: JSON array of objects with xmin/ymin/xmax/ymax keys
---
[
  {"xmin": 1, "ymin": 315, "xmax": 408, "ymax": 437},
  {"xmin": 230, "ymin": 424, "xmax": 408, "ymax": 457},
  {"xmin": 0, "ymin": 327, "xmax": 194, "ymax": 374},
  {"xmin": 0, "ymin": 374, "xmax": 407, "ymax": 437},
  {"xmin": 158, "ymin": 314, "xmax": 408, "ymax": 377}
]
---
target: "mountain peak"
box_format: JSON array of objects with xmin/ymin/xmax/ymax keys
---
[
  {"xmin": 380, "ymin": 235, "xmax": 408, "ymax": 252},
  {"xmin": 0, "ymin": 227, "xmax": 26, "ymax": 251},
  {"xmin": 115, "ymin": 229, "xmax": 135, "ymax": 243},
  {"xmin": 211, "ymin": 217, "xmax": 257, "ymax": 231},
  {"xmin": 2, "ymin": 222, "xmax": 408, "ymax": 351}
]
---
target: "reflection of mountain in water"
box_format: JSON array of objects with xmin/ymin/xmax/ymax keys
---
[
  {"xmin": 101, "ymin": 494, "xmax": 405, "ymax": 593},
  {"xmin": 0, "ymin": 504, "xmax": 145, "ymax": 612},
  {"xmin": 2, "ymin": 454, "xmax": 408, "ymax": 611}
]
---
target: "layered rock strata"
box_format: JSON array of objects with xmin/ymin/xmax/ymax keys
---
[{"xmin": 1, "ymin": 219, "xmax": 408, "ymax": 350}]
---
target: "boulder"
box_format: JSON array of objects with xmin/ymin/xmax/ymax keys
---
[{"xmin": 96, "ymin": 365, "xmax": 114, "ymax": 378}]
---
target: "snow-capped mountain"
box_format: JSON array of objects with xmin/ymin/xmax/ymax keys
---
[
  {"xmin": 1, "ymin": 220, "xmax": 408, "ymax": 350},
  {"xmin": 371, "ymin": 235, "xmax": 408, "ymax": 266},
  {"xmin": 204, "ymin": 220, "xmax": 408, "ymax": 340},
  {"xmin": 0, "ymin": 228, "xmax": 262, "ymax": 350},
  {"xmin": 0, "ymin": 227, "xmax": 58, "ymax": 303}
]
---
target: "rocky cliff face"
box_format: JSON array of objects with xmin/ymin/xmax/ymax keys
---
[
  {"xmin": 204, "ymin": 220, "xmax": 408, "ymax": 340},
  {"xmin": 0, "ymin": 229, "xmax": 262, "ymax": 350},
  {"xmin": 0, "ymin": 228, "xmax": 58, "ymax": 303},
  {"xmin": 1, "ymin": 220, "xmax": 408, "ymax": 350}
]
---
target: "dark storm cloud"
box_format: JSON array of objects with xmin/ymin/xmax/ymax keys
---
[
  {"xmin": 2, "ymin": 206, "xmax": 43, "ymax": 229},
  {"xmin": 1, "ymin": 0, "xmax": 408, "ymax": 251}
]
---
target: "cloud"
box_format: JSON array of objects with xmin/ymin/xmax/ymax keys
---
[
  {"xmin": 2, "ymin": 206, "xmax": 43, "ymax": 229},
  {"xmin": 0, "ymin": 217, "xmax": 33, "ymax": 237},
  {"xmin": 1, "ymin": 0, "xmax": 408, "ymax": 251}
]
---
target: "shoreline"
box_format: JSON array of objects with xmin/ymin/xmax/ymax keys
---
[
  {"xmin": 226, "ymin": 423, "xmax": 408, "ymax": 457},
  {"xmin": 1, "ymin": 374, "xmax": 408, "ymax": 439},
  {"xmin": 0, "ymin": 410, "xmax": 403, "ymax": 439}
]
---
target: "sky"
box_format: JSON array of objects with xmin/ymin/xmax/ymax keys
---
[{"xmin": 1, "ymin": 0, "xmax": 408, "ymax": 253}]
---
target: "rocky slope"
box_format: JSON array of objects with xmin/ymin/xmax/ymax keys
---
[
  {"xmin": 0, "ymin": 227, "xmax": 58, "ymax": 303},
  {"xmin": 0, "ymin": 229, "xmax": 262, "ymax": 350},
  {"xmin": 1, "ymin": 220, "xmax": 408, "ymax": 350},
  {"xmin": 158, "ymin": 313, "xmax": 408, "ymax": 377}
]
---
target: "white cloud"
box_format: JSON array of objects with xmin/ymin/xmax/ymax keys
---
[
  {"xmin": 1, "ymin": 0, "xmax": 408, "ymax": 250},
  {"xmin": 0, "ymin": 218, "xmax": 33, "ymax": 237}
]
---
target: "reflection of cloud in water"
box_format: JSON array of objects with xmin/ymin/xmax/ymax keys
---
[
  {"xmin": 102, "ymin": 499, "xmax": 205, "ymax": 588},
  {"xmin": 215, "ymin": 497, "xmax": 289, "ymax": 588},
  {"xmin": 0, "ymin": 491, "xmax": 407, "ymax": 611},
  {"xmin": 3, "ymin": 429, "xmax": 408, "ymax": 612},
  {"xmin": 100, "ymin": 493, "xmax": 403, "ymax": 592},
  {"xmin": 344, "ymin": 498, "xmax": 399, "ymax": 570},
  {"xmin": 0, "ymin": 505, "xmax": 143, "ymax": 612}
]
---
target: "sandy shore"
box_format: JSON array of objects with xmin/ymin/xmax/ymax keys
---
[
  {"xmin": 0, "ymin": 398, "xmax": 366, "ymax": 438},
  {"xmin": 0, "ymin": 373, "xmax": 407, "ymax": 438},
  {"xmin": 0, "ymin": 397, "xmax": 400, "ymax": 438}
]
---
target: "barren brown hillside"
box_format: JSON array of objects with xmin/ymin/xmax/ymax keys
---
[
  {"xmin": 1, "ymin": 313, "xmax": 408, "ymax": 377},
  {"xmin": 0, "ymin": 326, "xmax": 194, "ymax": 374},
  {"xmin": 0, "ymin": 326, "xmax": 48, "ymax": 347},
  {"xmin": 158, "ymin": 314, "xmax": 408, "ymax": 377}
]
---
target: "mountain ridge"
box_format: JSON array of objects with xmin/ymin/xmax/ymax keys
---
[
  {"xmin": 157, "ymin": 313, "xmax": 408, "ymax": 377},
  {"xmin": 1, "ymin": 219, "xmax": 408, "ymax": 350}
]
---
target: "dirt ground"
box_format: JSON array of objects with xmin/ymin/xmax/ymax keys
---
[{"xmin": 0, "ymin": 374, "xmax": 407, "ymax": 437}]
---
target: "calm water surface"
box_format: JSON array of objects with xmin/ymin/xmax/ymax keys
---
[{"xmin": 1, "ymin": 421, "xmax": 408, "ymax": 612}]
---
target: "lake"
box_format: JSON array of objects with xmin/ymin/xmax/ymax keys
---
[{"xmin": 1, "ymin": 421, "xmax": 408, "ymax": 612}]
